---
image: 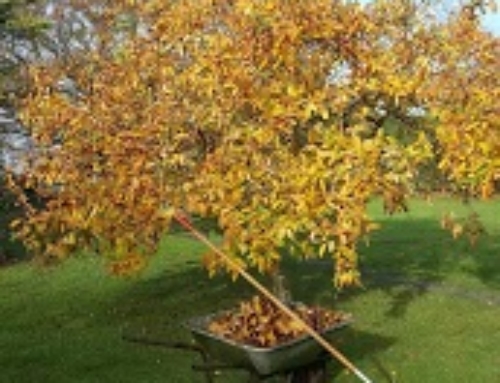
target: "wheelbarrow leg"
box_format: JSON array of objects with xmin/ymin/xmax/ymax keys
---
[
  {"xmin": 285, "ymin": 359, "xmax": 327, "ymax": 383},
  {"xmin": 247, "ymin": 370, "xmax": 264, "ymax": 383},
  {"xmin": 197, "ymin": 349, "xmax": 216, "ymax": 383}
]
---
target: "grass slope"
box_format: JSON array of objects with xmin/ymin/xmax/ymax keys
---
[{"xmin": 0, "ymin": 197, "xmax": 499, "ymax": 382}]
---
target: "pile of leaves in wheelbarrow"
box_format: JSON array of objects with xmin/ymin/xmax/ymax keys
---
[{"xmin": 207, "ymin": 295, "xmax": 349, "ymax": 348}]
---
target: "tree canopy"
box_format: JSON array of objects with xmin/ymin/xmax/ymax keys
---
[{"xmin": 8, "ymin": 0, "xmax": 500, "ymax": 287}]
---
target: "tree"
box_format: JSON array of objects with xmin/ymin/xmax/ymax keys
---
[
  {"xmin": 8, "ymin": 0, "xmax": 499, "ymax": 287},
  {"xmin": 1, "ymin": 0, "xmax": 48, "ymax": 219}
]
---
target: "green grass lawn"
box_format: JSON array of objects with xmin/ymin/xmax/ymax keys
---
[{"xmin": 1, "ymin": 197, "xmax": 499, "ymax": 382}]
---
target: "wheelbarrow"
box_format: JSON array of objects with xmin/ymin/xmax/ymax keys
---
[{"xmin": 124, "ymin": 309, "xmax": 352, "ymax": 382}]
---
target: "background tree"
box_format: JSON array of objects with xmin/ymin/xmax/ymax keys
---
[
  {"xmin": 1, "ymin": 0, "xmax": 48, "ymax": 165},
  {"xmin": 9, "ymin": 0, "xmax": 499, "ymax": 287},
  {"xmin": 0, "ymin": 0, "xmax": 48, "ymax": 262}
]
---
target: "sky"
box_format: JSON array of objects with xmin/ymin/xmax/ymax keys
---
[
  {"xmin": 356, "ymin": 0, "xmax": 500, "ymax": 35},
  {"xmin": 482, "ymin": 12, "xmax": 500, "ymax": 35}
]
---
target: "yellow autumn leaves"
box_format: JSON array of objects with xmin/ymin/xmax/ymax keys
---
[{"xmin": 9, "ymin": 0, "xmax": 499, "ymax": 287}]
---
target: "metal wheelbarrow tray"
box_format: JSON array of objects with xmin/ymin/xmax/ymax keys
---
[{"xmin": 185, "ymin": 308, "xmax": 352, "ymax": 377}]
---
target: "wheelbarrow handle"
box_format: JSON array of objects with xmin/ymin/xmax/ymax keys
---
[{"xmin": 122, "ymin": 334, "xmax": 204, "ymax": 353}]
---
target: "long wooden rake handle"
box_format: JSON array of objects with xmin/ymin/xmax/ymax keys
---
[{"xmin": 174, "ymin": 213, "xmax": 373, "ymax": 383}]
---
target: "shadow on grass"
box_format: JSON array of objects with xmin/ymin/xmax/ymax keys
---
[
  {"xmin": 328, "ymin": 328, "xmax": 396, "ymax": 382},
  {"xmin": 282, "ymin": 214, "xmax": 500, "ymax": 319},
  {"xmin": 114, "ymin": 262, "xmax": 254, "ymax": 340}
]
